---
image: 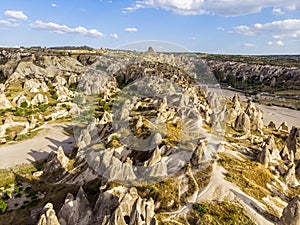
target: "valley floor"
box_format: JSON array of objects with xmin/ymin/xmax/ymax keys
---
[{"xmin": 0, "ymin": 122, "xmax": 74, "ymax": 169}]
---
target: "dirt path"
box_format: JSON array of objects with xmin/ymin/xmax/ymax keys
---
[{"xmin": 0, "ymin": 122, "xmax": 75, "ymax": 169}]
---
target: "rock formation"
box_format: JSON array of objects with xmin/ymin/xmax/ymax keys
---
[
  {"xmin": 267, "ymin": 121, "xmax": 276, "ymax": 129},
  {"xmin": 233, "ymin": 112, "xmax": 251, "ymax": 133},
  {"xmin": 191, "ymin": 140, "xmax": 208, "ymax": 166},
  {"xmin": 58, "ymin": 187, "xmax": 92, "ymax": 225},
  {"xmin": 245, "ymin": 102, "xmax": 263, "ymax": 131},
  {"xmin": 44, "ymin": 146, "xmax": 71, "ymax": 173},
  {"xmin": 52, "ymin": 186, "xmax": 157, "ymax": 225},
  {"xmin": 279, "ymin": 122, "xmax": 289, "ymax": 133},
  {"xmin": 37, "ymin": 203, "xmax": 60, "ymax": 225},
  {"xmin": 0, "ymin": 94, "xmax": 12, "ymax": 109},
  {"xmin": 31, "ymin": 94, "xmax": 49, "ymax": 105},
  {"xmin": 286, "ymin": 126, "xmax": 300, "ymax": 160},
  {"xmin": 258, "ymin": 147, "xmax": 271, "ymax": 168},
  {"xmin": 280, "ymin": 195, "xmax": 300, "ymax": 225}
]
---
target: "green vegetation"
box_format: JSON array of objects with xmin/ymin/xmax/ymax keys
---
[
  {"xmin": 106, "ymin": 136, "xmax": 122, "ymax": 149},
  {"xmin": 188, "ymin": 201, "xmax": 256, "ymax": 225},
  {"xmin": 69, "ymin": 83, "xmax": 77, "ymax": 91},
  {"xmin": 0, "ymin": 200, "xmax": 7, "ymax": 214},
  {"xmin": 3, "ymin": 103, "xmax": 54, "ymax": 118},
  {"xmin": 137, "ymin": 178, "xmax": 180, "ymax": 212},
  {"xmin": 193, "ymin": 165, "xmax": 213, "ymax": 190},
  {"xmin": 218, "ymin": 153, "xmax": 284, "ymax": 219},
  {"xmin": 0, "ymin": 163, "xmax": 43, "ymax": 188},
  {"xmin": 218, "ymin": 153, "xmax": 276, "ymax": 200},
  {"xmin": 20, "ymin": 102, "xmax": 28, "ymax": 108},
  {"xmin": 193, "ymin": 203, "xmax": 208, "ymax": 213}
]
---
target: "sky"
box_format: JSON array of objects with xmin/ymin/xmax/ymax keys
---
[{"xmin": 0, "ymin": 0, "xmax": 300, "ymax": 54}]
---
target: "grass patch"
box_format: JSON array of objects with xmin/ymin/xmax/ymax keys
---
[
  {"xmin": 194, "ymin": 165, "xmax": 213, "ymax": 190},
  {"xmin": 218, "ymin": 153, "xmax": 276, "ymax": 200},
  {"xmin": 0, "ymin": 163, "xmax": 42, "ymax": 188},
  {"xmin": 188, "ymin": 201, "xmax": 256, "ymax": 225},
  {"xmin": 0, "ymin": 200, "xmax": 7, "ymax": 214},
  {"xmin": 137, "ymin": 178, "xmax": 180, "ymax": 212}
]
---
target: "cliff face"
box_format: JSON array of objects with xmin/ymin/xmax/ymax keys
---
[
  {"xmin": 206, "ymin": 60, "xmax": 300, "ymax": 91},
  {"xmin": 0, "ymin": 48, "xmax": 101, "ymax": 85},
  {"xmin": 1, "ymin": 48, "xmax": 300, "ymax": 93}
]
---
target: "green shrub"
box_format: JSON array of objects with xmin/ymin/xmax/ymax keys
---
[
  {"xmin": 0, "ymin": 199, "xmax": 7, "ymax": 214},
  {"xmin": 14, "ymin": 186, "xmax": 22, "ymax": 193},
  {"xmin": 52, "ymin": 93, "xmax": 59, "ymax": 100},
  {"xmin": 193, "ymin": 203, "xmax": 208, "ymax": 214},
  {"xmin": 15, "ymin": 134, "xmax": 28, "ymax": 142},
  {"xmin": 4, "ymin": 184, "xmax": 11, "ymax": 190},
  {"xmin": 69, "ymin": 83, "xmax": 77, "ymax": 91},
  {"xmin": 20, "ymin": 101, "xmax": 28, "ymax": 108}
]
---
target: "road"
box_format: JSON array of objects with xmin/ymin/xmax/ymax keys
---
[{"xmin": 0, "ymin": 122, "xmax": 75, "ymax": 169}]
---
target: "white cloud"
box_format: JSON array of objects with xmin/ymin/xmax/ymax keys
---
[
  {"xmin": 286, "ymin": 5, "xmax": 297, "ymax": 11},
  {"xmin": 0, "ymin": 19, "xmax": 19, "ymax": 27},
  {"xmin": 125, "ymin": 27, "xmax": 138, "ymax": 32},
  {"xmin": 52, "ymin": 3, "xmax": 57, "ymax": 7},
  {"xmin": 30, "ymin": 20, "xmax": 104, "ymax": 38},
  {"xmin": 272, "ymin": 8, "xmax": 284, "ymax": 15},
  {"xmin": 266, "ymin": 40, "xmax": 285, "ymax": 46},
  {"xmin": 232, "ymin": 19, "xmax": 300, "ymax": 41},
  {"xmin": 4, "ymin": 10, "xmax": 27, "ymax": 20},
  {"xmin": 276, "ymin": 40, "xmax": 285, "ymax": 45},
  {"xmin": 241, "ymin": 43, "xmax": 255, "ymax": 47},
  {"xmin": 124, "ymin": 0, "xmax": 300, "ymax": 16},
  {"xmin": 110, "ymin": 33, "xmax": 118, "ymax": 39}
]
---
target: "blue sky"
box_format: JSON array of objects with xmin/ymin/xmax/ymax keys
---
[{"xmin": 0, "ymin": 0, "xmax": 300, "ymax": 54}]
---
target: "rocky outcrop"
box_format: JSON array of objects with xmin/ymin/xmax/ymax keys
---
[
  {"xmin": 31, "ymin": 94, "xmax": 49, "ymax": 105},
  {"xmin": 286, "ymin": 126, "xmax": 300, "ymax": 160},
  {"xmin": 55, "ymin": 186, "xmax": 157, "ymax": 225},
  {"xmin": 97, "ymin": 187, "xmax": 157, "ymax": 225},
  {"xmin": 245, "ymin": 102, "xmax": 263, "ymax": 131},
  {"xmin": 262, "ymin": 135, "xmax": 280, "ymax": 161},
  {"xmin": 258, "ymin": 135, "xmax": 285, "ymax": 168},
  {"xmin": 23, "ymin": 79, "xmax": 42, "ymax": 93},
  {"xmin": 280, "ymin": 145, "xmax": 293, "ymax": 163},
  {"xmin": 9, "ymin": 61, "xmax": 47, "ymax": 82},
  {"xmin": 207, "ymin": 60, "xmax": 300, "ymax": 91},
  {"xmin": 278, "ymin": 122, "xmax": 289, "ymax": 133},
  {"xmin": 284, "ymin": 164, "xmax": 299, "ymax": 187},
  {"xmin": 146, "ymin": 147, "xmax": 162, "ymax": 166},
  {"xmin": 280, "ymin": 195, "xmax": 300, "ymax": 225},
  {"xmin": 258, "ymin": 147, "xmax": 271, "ymax": 168},
  {"xmin": 37, "ymin": 203, "xmax": 60, "ymax": 225},
  {"xmin": 0, "ymin": 94, "xmax": 12, "ymax": 109},
  {"xmin": 55, "ymin": 85, "xmax": 73, "ymax": 102},
  {"xmin": 58, "ymin": 187, "xmax": 92, "ymax": 225},
  {"xmin": 191, "ymin": 140, "xmax": 208, "ymax": 166},
  {"xmin": 267, "ymin": 121, "xmax": 276, "ymax": 129},
  {"xmin": 44, "ymin": 146, "xmax": 71, "ymax": 173},
  {"xmin": 233, "ymin": 112, "xmax": 251, "ymax": 133},
  {"xmin": 13, "ymin": 94, "xmax": 30, "ymax": 107}
]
